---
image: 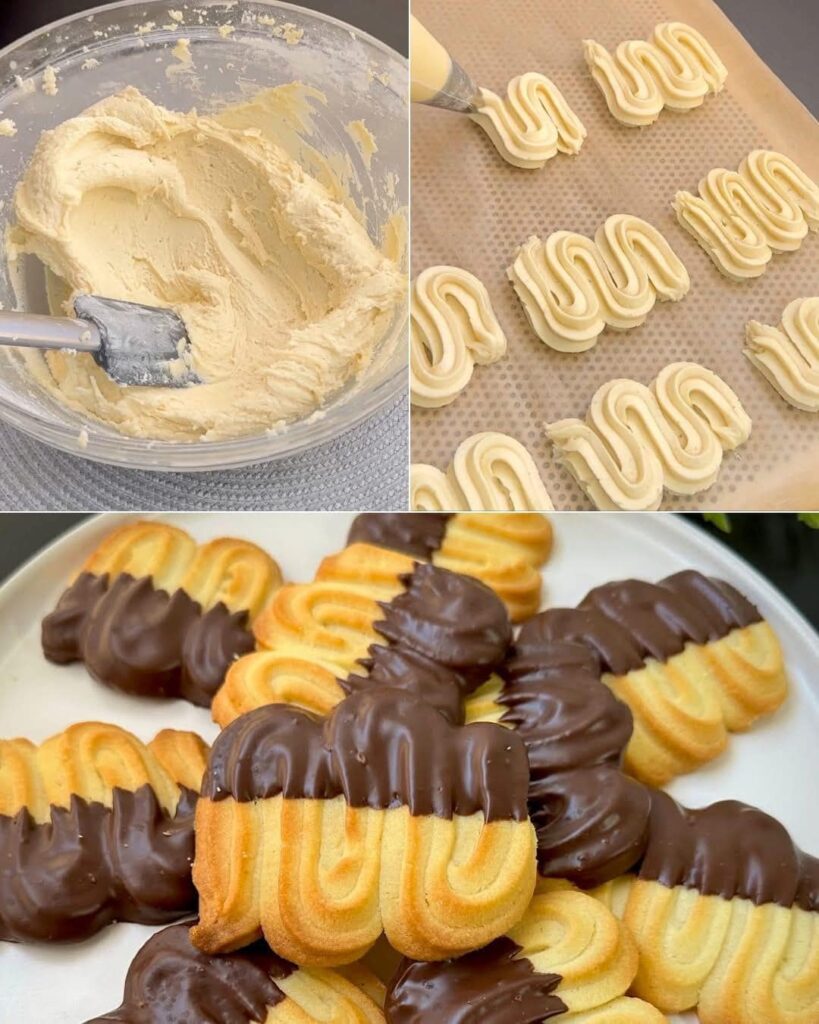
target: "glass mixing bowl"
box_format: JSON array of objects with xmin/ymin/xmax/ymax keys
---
[{"xmin": 0, "ymin": 0, "xmax": 408, "ymax": 470}]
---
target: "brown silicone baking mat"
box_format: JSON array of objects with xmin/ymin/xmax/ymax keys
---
[{"xmin": 411, "ymin": 0, "xmax": 819, "ymax": 510}]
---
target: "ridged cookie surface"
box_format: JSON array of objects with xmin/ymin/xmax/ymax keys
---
[
  {"xmin": 531, "ymin": 766, "xmax": 819, "ymax": 1023},
  {"xmin": 193, "ymin": 689, "xmax": 536, "ymax": 965},
  {"xmin": 0, "ymin": 722, "xmax": 208, "ymax": 942},
  {"xmin": 515, "ymin": 570, "xmax": 788, "ymax": 784},
  {"xmin": 387, "ymin": 885, "xmax": 666, "ymax": 1022},
  {"xmin": 214, "ymin": 545, "xmax": 511, "ymax": 728},
  {"xmin": 42, "ymin": 520, "xmax": 283, "ymax": 706},
  {"xmin": 348, "ymin": 512, "xmax": 552, "ymax": 621},
  {"xmin": 86, "ymin": 923, "xmax": 386, "ymax": 1023}
]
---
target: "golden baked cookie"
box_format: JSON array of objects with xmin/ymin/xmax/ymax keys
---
[
  {"xmin": 213, "ymin": 542, "xmax": 512, "ymax": 728},
  {"xmin": 192, "ymin": 689, "xmax": 537, "ymax": 966},
  {"xmin": 386, "ymin": 883, "xmax": 666, "ymax": 1022},
  {"xmin": 531, "ymin": 765, "xmax": 818, "ymax": 1024},
  {"xmin": 347, "ymin": 512, "xmax": 552, "ymax": 621},
  {"xmin": 514, "ymin": 570, "xmax": 788, "ymax": 785},
  {"xmin": 593, "ymin": 795, "xmax": 818, "ymax": 1023},
  {"xmin": 0, "ymin": 722, "xmax": 208, "ymax": 942},
  {"xmin": 42, "ymin": 519, "xmax": 283, "ymax": 706},
  {"xmin": 88, "ymin": 923, "xmax": 386, "ymax": 1023}
]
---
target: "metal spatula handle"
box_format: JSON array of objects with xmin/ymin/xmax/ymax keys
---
[
  {"xmin": 0, "ymin": 309, "xmax": 101, "ymax": 352},
  {"xmin": 0, "ymin": 297, "xmax": 201, "ymax": 387}
]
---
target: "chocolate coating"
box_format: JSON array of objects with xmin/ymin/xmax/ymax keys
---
[
  {"xmin": 86, "ymin": 923, "xmax": 292, "ymax": 1023},
  {"xmin": 639, "ymin": 791, "xmax": 819, "ymax": 912},
  {"xmin": 348, "ymin": 513, "xmax": 452, "ymax": 560},
  {"xmin": 0, "ymin": 786, "xmax": 198, "ymax": 943},
  {"xmin": 500, "ymin": 642, "xmax": 632, "ymax": 778},
  {"xmin": 42, "ymin": 573, "xmax": 254, "ymax": 707},
  {"xmin": 41, "ymin": 571, "xmax": 109, "ymax": 663},
  {"xmin": 344, "ymin": 645, "xmax": 465, "ymax": 725},
  {"xmin": 386, "ymin": 939, "xmax": 566, "ymax": 1023},
  {"xmin": 528, "ymin": 767, "xmax": 819, "ymax": 910},
  {"xmin": 376, "ymin": 564, "xmax": 512, "ymax": 689},
  {"xmin": 518, "ymin": 570, "xmax": 762, "ymax": 676},
  {"xmin": 203, "ymin": 688, "xmax": 530, "ymax": 822},
  {"xmin": 529, "ymin": 766, "xmax": 651, "ymax": 888}
]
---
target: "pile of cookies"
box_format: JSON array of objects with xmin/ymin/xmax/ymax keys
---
[{"xmin": 1, "ymin": 513, "xmax": 815, "ymax": 1023}]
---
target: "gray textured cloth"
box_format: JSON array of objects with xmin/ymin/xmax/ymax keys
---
[{"xmin": 0, "ymin": 394, "xmax": 408, "ymax": 511}]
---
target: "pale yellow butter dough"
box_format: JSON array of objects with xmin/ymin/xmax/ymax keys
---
[
  {"xmin": 508, "ymin": 214, "xmax": 690, "ymax": 353},
  {"xmin": 7, "ymin": 87, "xmax": 404, "ymax": 441},
  {"xmin": 745, "ymin": 297, "xmax": 819, "ymax": 412},
  {"xmin": 674, "ymin": 150, "xmax": 819, "ymax": 280},
  {"xmin": 545, "ymin": 362, "xmax": 752, "ymax": 510},
  {"xmin": 411, "ymin": 265, "xmax": 507, "ymax": 409},
  {"xmin": 470, "ymin": 73, "xmax": 586, "ymax": 169},
  {"xmin": 584, "ymin": 22, "xmax": 727, "ymax": 127},
  {"xmin": 411, "ymin": 431, "xmax": 554, "ymax": 511}
]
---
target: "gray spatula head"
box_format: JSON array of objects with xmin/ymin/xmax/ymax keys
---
[{"xmin": 73, "ymin": 295, "xmax": 202, "ymax": 387}]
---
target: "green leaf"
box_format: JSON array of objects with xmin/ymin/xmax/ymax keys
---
[
  {"xmin": 798, "ymin": 513, "xmax": 819, "ymax": 529},
  {"xmin": 703, "ymin": 513, "xmax": 732, "ymax": 533}
]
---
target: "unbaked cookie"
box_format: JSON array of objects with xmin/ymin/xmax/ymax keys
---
[
  {"xmin": 585, "ymin": 22, "xmax": 726, "ymax": 127},
  {"xmin": 545, "ymin": 362, "xmax": 751, "ymax": 509},
  {"xmin": 411, "ymin": 432, "xmax": 554, "ymax": 511},
  {"xmin": 411, "ymin": 265, "xmax": 507, "ymax": 408},
  {"xmin": 745, "ymin": 296, "xmax": 819, "ymax": 411},
  {"xmin": 674, "ymin": 150, "xmax": 819, "ymax": 279},
  {"xmin": 470, "ymin": 72, "xmax": 586, "ymax": 169},
  {"xmin": 508, "ymin": 215, "xmax": 690, "ymax": 352}
]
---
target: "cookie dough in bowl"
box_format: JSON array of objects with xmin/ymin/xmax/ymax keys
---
[
  {"xmin": 0, "ymin": 0, "xmax": 408, "ymax": 467},
  {"xmin": 7, "ymin": 87, "xmax": 404, "ymax": 441}
]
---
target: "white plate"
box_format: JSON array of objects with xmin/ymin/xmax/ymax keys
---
[{"xmin": 0, "ymin": 512, "xmax": 817, "ymax": 1023}]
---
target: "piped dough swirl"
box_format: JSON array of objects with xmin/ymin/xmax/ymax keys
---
[
  {"xmin": 411, "ymin": 432, "xmax": 554, "ymax": 511},
  {"xmin": 508, "ymin": 215, "xmax": 690, "ymax": 352},
  {"xmin": 470, "ymin": 72, "xmax": 586, "ymax": 169},
  {"xmin": 410, "ymin": 266, "xmax": 507, "ymax": 408},
  {"xmin": 584, "ymin": 22, "xmax": 727, "ymax": 127},
  {"xmin": 673, "ymin": 150, "xmax": 819, "ymax": 280},
  {"xmin": 545, "ymin": 362, "xmax": 752, "ymax": 510},
  {"xmin": 745, "ymin": 297, "xmax": 819, "ymax": 411}
]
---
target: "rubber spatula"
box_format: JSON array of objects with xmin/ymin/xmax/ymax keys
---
[{"xmin": 0, "ymin": 294, "xmax": 202, "ymax": 387}]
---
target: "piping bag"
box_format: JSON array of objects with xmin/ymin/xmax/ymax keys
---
[{"xmin": 411, "ymin": 15, "xmax": 480, "ymax": 113}]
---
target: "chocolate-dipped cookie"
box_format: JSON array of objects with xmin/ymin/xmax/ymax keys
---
[
  {"xmin": 86, "ymin": 923, "xmax": 386, "ymax": 1023},
  {"xmin": 212, "ymin": 542, "xmax": 511, "ymax": 728},
  {"xmin": 42, "ymin": 520, "xmax": 283, "ymax": 707},
  {"xmin": 531, "ymin": 766, "xmax": 819, "ymax": 1024},
  {"xmin": 386, "ymin": 883, "xmax": 667, "ymax": 1023},
  {"xmin": 192, "ymin": 688, "xmax": 537, "ymax": 965},
  {"xmin": 516, "ymin": 570, "xmax": 788, "ymax": 784},
  {"xmin": 348, "ymin": 512, "xmax": 552, "ymax": 621},
  {"xmin": 0, "ymin": 723, "xmax": 208, "ymax": 943}
]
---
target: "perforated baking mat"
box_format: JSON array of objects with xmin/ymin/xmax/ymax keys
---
[{"xmin": 410, "ymin": 0, "xmax": 819, "ymax": 511}]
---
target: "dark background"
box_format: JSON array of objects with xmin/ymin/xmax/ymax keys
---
[
  {"xmin": 1, "ymin": 514, "xmax": 817, "ymax": 628},
  {"xmin": 0, "ymin": 0, "xmax": 409, "ymax": 54}
]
